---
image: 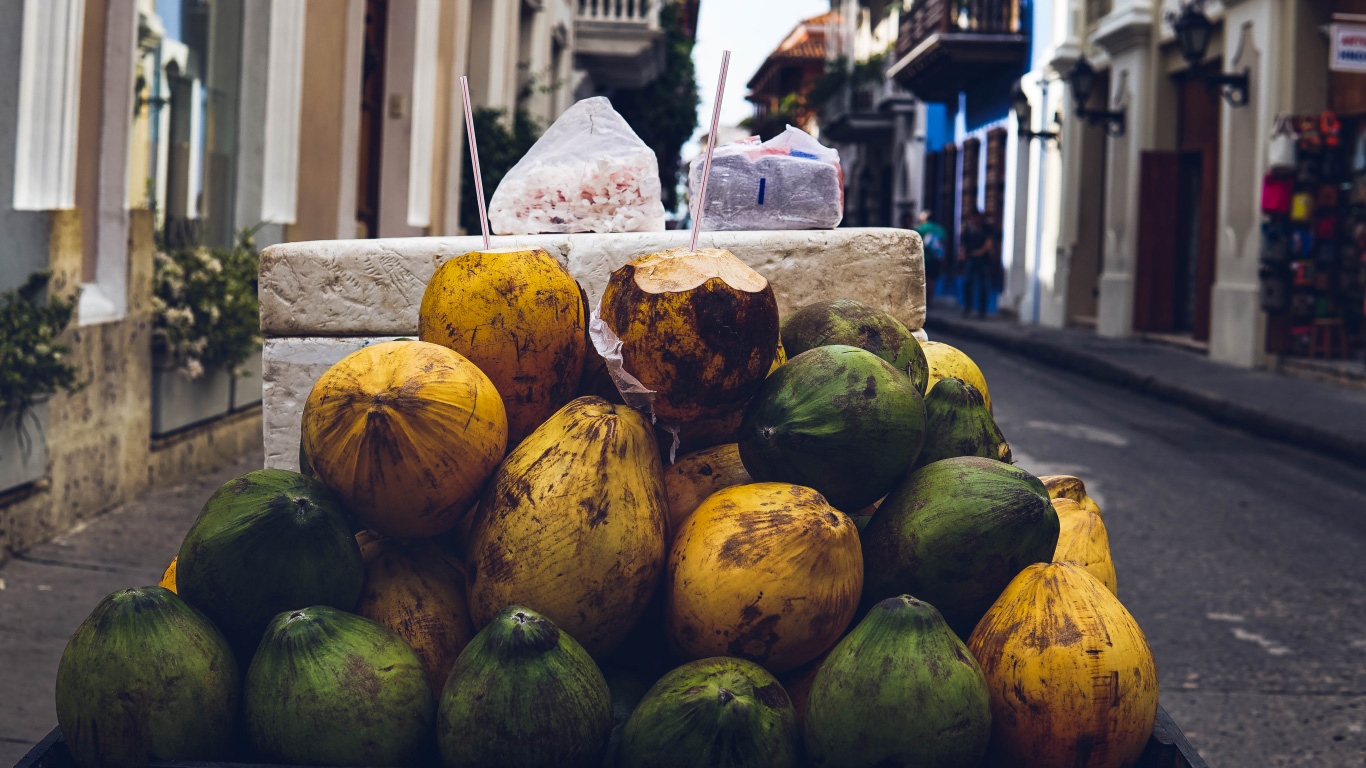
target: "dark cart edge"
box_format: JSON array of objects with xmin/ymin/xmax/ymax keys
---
[{"xmin": 16, "ymin": 704, "xmax": 1208, "ymax": 768}]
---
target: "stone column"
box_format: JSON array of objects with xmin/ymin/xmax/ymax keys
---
[
  {"xmin": 1092, "ymin": 1, "xmax": 1155, "ymax": 338},
  {"xmin": 1208, "ymin": 1, "xmax": 1273, "ymax": 367}
]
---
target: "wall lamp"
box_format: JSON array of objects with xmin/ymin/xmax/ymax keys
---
[
  {"xmin": 1010, "ymin": 81, "xmax": 1060, "ymax": 144},
  {"xmin": 1068, "ymin": 57, "xmax": 1127, "ymax": 137},
  {"xmin": 1171, "ymin": 2, "xmax": 1249, "ymax": 107}
]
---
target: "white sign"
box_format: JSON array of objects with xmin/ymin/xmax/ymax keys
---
[{"xmin": 1331, "ymin": 23, "xmax": 1366, "ymax": 73}]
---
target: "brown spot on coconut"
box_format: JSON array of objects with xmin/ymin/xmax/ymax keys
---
[{"xmin": 602, "ymin": 247, "xmax": 779, "ymax": 423}]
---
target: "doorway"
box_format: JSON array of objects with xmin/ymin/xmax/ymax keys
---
[
  {"xmin": 1132, "ymin": 63, "xmax": 1221, "ymax": 340},
  {"xmin": 356, "ymin": 0, "xmax": 388, "ymax": 239}
]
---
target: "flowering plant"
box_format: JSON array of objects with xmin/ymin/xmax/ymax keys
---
[
  {"xmin": 152, "ymin": 231, "xmax": 260, "ymax": 379},
  {"xmin": 0, "ymin": 271, "xmax": 83, "ymax": 413}
]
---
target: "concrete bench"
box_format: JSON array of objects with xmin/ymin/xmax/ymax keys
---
[{"xmin": 259, "ymin": 228, "xmax": 925, "ymax": 470}]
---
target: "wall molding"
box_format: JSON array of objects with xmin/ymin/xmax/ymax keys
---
[
  {"xmin": 13, "ymin": 0, "xmax": 85, "ymax": 211},
  {"xmin": 261, "ymin": 0, "xmax": 306, "ymax": 224},
  {"xmin": 407, "ymin": 0, "xmax": 440, "ymax": 228}
]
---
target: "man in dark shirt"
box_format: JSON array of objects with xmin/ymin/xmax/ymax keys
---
[{"xmin": 959, "ymin": 208, "xmax": 993, "ymax": 319}]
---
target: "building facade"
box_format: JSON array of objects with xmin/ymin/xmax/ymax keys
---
[
  {"xmin": 0, "ymin": 0, "xmax": 672, "ymax": 561},
  {"xmin": 896, "ymin": 0, "xmax": 1363, "ymax": 370}
]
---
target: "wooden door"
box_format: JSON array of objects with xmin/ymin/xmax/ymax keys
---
[
  {"xmin": 1134, "ymin": 151, "xmax": 1181, "ymax": 332},
  {"xmin": 1179, "ymin": 65, "xmax": 1221, "ymax": 341}
]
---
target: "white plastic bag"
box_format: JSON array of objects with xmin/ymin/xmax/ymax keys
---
[
  {"xmin": 1268, "ymin": 114, "xmax": 1297, "ymax": 171},
  {"xmin": 488, "ymin": 97, "xmax": 666, "ymax": 235},
  {"xmin": 688, "ymin": 126, "xmax": 843, "ymax": 231}
]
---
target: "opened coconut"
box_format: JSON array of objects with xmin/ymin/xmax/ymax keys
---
[{"xmin": 601, "ymin": 247, "xmax": 779, "ymax": 422}]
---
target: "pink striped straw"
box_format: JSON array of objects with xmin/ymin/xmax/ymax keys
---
[
  {"xmin": 691, "ymin": 50, "xmax": 731, "ymax": 253},
  {"xmin": 461, "ymin": 76, "xmax": 490, "ymax": 250}
]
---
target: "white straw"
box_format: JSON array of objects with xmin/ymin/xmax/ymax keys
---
[
  {"xmin": 691, "ymin": 50, "xmax": 731, "ymax": 253},
  {"xmin": 461, "ymin": 76, "xmax": 490, "ymax": 250}
]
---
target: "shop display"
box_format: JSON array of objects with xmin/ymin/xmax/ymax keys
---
[{"xmin": 1260, "ymin": 110, "xmax": 1366, "ymax": 356}]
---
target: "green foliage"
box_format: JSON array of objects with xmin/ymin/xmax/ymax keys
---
[
  {"xmin": 609, "ymin": 1, "xmax": 700, "ymax": 212},
  {"xmin": 807, "ymin": 57, "xmax": 849, "ymax": 109},
  {"xmin": 152, "ymin": 230, "xmax": 260, "ymax": 378},
  {"xmin": 0, "ymin": 272, "xmax": 83, "ymax": 412},
  {"xmin": 460, "ymin": 107, "xmax": 542, "ymax": 234}
]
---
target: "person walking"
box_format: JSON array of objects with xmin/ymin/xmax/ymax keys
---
[
  {"xmin": 909, "ymin": 210, "xmax": 945, "ymax": 302},
  {"xmin": 959, "ymin": 208, "xmax": 993, "ymax": 319}
]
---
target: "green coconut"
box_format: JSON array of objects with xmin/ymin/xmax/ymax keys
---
[
  {"xmin": 618, "ymin": 657, "xmax": 798, "ymax": 768},
  {"xmin": 917, "ymin": 377, "xmax": 1012, "ymax": 467},
  {"xmin": 245, "ymin": 605, "xmax": 433, "ymax": 766},
  {"xmin": 738, "ymin": 345, "xmax": 926, "ymax": 511},
  {"xmin": 438, "ymin": 605, "xmax": 612, "ymax": 768},
  {"xmin": 804, "ymin": 595, "xmax": 991, "ymax": 767},
  {"xmin": 862, "ymin": 457, "xmax": 1058, "ymax": 636},
  {"xmin": 779, "ymin": 299, "xmax": 930, "ymax": 393},
  {"xmin": 56, "ymin": 587, "xmax": 239, "ymax": 768},
  {"xmin": 176, "ymin": 469, "xmax": 363, "ymax": 652}
]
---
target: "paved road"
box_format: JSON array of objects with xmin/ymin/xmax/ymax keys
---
[{"xmin": 931, "ymin": 330, "xmax": 1366, "ymax": 767}]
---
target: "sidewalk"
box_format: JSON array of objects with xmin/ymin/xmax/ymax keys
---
[
  {"xmin": 0, "ymin": 449, "xmax": 262, "ymax": 765},
  {"xmin": 925, "ymin": 307, "xmax": 1366, "ymax": 466}
]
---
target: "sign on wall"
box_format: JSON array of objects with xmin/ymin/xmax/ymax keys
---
[{"xmin": 1331, "ymin": 24, "xmax": 1366, "ymax": 73}]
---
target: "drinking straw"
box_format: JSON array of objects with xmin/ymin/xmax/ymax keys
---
[
  {"xmin": 461, "ymin": 76, "xmax": 490, "ymax": 250},
  {"xmin": 691, "ymin": 50, "xmax": 731, "ymax": 253}
]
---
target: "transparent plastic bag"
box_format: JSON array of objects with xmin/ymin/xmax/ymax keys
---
[
  {"xmin": 488, "ymin": 97, "xmax": 666, "ymax": 235},
  {"xmin": 688, "ymin": 125, "xmax": 843, "ymax": 231}
]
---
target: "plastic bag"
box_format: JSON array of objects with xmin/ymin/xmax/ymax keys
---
[
  {"xmin": 688, "ymin": 126, "xmax": 843, "ymax": 231},
  {"xmin": 488, "ymin": 97, "xmax": 666, "ymax": 235}
]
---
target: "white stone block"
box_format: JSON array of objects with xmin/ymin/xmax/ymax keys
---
[
  {"xmin": 260, "ymin": 228, "xmax": 926, "ymax": 470},
  {"xmin": 263, "ymin": 336, "xmax": 398, "ymax": 470},
  {"xmin": 259, "ymin": 228, "xmax": 926, "ymax": 337}
]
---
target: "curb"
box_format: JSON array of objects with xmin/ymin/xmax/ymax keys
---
[{"xmin": 925, "ymin": 317, "xmax": 1366, "ymax": 467}]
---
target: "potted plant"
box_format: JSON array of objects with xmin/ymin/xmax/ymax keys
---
[
  {"xmin": 151, "ymin": 232, "xmax": 261, "ymax": 435},
  {"xmin": 0, "ymin": 272, "xmax": 82, "ymax": 493}
]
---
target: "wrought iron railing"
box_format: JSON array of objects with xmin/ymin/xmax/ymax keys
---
[{"xmin": 897, "ymin": 0, "xmax": 1024, "ymax": 59}]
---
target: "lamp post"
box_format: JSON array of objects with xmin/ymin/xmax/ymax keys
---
[
  {"xmin": 1067, "ymin": 56, "xmax": 1126, "ymax": 137},
  {"xmin": 1011, "ymin": 81, "xmax": 1059, "ymax": 144},
  {"xmin": 1171, "ymin": 2, "xmax": 1249, "ymax": 106}
]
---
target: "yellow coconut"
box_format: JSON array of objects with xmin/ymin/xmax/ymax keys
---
[
  {"xmin": 662, "ymin": 444, "xmax": 753, "ymax": 534},
  {"xmin": 158, "ymin": 557, "xmax": 177, "ymax": 593},
  {"xmin": 355, "ymin": 536, "xmax": 474, "ymax": 694},
  {"xmin": 1052, "ymin": 498, "xmax": 1118, "ymax": 595},
  {"xmin": 302, "ymin": 340, "xmax": 507, "ymax": 538},
  {"xmin": 601, "ymin": 247, "xmax": 779, "ymax": 422},
  {"xmin": 768, "ymin": 337, "xmax": 787, "ymax": 376},
  {"xmin": 418, "ymin": 247, "xmax": 585, "ymax": 443},
  {"xmin": 666, "ymin": 483, "xmax": 863, "ymax": 673},
  {"xmin": 1040, "ymin": 474, "xmax": 1104, "ymax": 518},
  {"xmin": 465, "ymin": 396, "xmax": 668, "ymax": 658},
  {"xmin": 968, "ymin": 562, "xmax": 1157, "ymax": 768},
  {"xmin": 922, "ymin": 340, "xmax": 991, "ymax": 412}
]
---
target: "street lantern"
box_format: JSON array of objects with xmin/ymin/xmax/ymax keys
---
[
  {"xmin": 1068, "ymin": 56, "xmax": 1097, "ymax": 109},
  {"xmin": 1172, "ymin": 3, "xmax": 1214, "ymax": 67},
  {"xmin": 1066, "ymin": 56, "xmax": 1126, "ymax": 137},
  {"xmin": 1011, "ymin": 80, "xmax": 1059, "ymax": 144},
  {"xmin": 1167, "ymin": 2, "xmax": 1249, "ymax": 107}
]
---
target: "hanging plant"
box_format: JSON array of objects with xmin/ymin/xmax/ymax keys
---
[
  {"xmin": 152, "ymin": 230, "xmax": 261, "ymax": 379},
  {"xmin": 0, "ymin": 271, "xmax": 83, "ymax": 414}
]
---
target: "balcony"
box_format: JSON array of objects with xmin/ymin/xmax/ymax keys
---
[
  {"xmin": 820, "ymin": 69, "xmax": 917, "ymax": 143},
  {"xmin": 888, "ymin": 0, "xmax": 1028, "ymax": 102},
  {"xmin": 574, "ymin": 0, "xmax": 665, "ymax": 89}
]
